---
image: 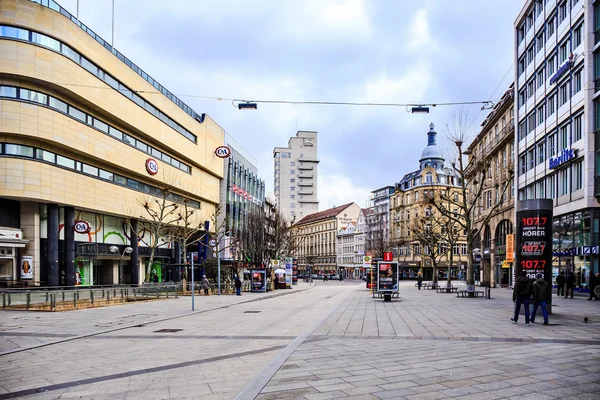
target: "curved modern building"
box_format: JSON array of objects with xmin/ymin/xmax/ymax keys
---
[{"xmin": 0, "ymin": 0, "xmax": 224, "ymax": 286}]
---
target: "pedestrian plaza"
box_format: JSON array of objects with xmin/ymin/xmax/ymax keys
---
[{"xmin": 0, "ymin": 280, "xmax": 598, "ymax": 399}]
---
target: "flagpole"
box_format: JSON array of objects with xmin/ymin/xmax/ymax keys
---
[{"xmin": 111, "ymin": 0, "xmax": 115, "ymax": 47}]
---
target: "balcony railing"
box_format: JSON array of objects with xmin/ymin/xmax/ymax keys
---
[
  {"xmin": 298, "ymin": 182, "xmax": 313, "ymax": 187},
  {"xmin": 299, "ymin": 174, "xmax": 314, "ymax": 179},
  {"xmin": 298, "ymin": 191, "xmax": 313, "ymax": 195},
  {"xmin": 298, "ymin": 165, "xmax": 313, "ymax": 170}
]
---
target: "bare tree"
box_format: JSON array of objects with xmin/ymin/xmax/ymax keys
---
[
  {"xmin": 411, "ymin": 208, "xmax": 447, "ymax": 286},
  {"xmin": 266, "ymin": 211, "xmax": 298, "ymax": 262},
  {"xmin": 133, "ymin": 183, "xmax": 181, "ymax": 282},
  {"xmin": 365, "ymin": 210, "xmax": 393, "ymax": 259},
  {"xmin": 237, "ymin": 208, "xmax": 268, "ymax": 267},
  {"xmin": 171, "ymin": 198, "xmax": 206, "ymax": 271},
  {"xmin": 427, "ymin": 110, "xmax": 513, "ymax": 292}
]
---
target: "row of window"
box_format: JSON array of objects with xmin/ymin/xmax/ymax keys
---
[
  {"xmin": 0, "ymin": 143, "xmax": 200, "ymax": 209},
  {"xmin": 517, "ymin": 0, "xmax": 579, "ymax": 44},
  {"xmin": 518, "ymin": 82, "xmax": 582, "ymax": 142},
  {"xmin": 0, "ymin": 25, "xmax": 198, "ymax": 143},
  {"xmin": 28, "ymin": 0, "xmax": 205, "ymax": 127},
  {"xmin": 518, "ymin": 65, "xmax": 582, "ymax": 110},
  {"xmin": 397, "ymin": 244, "xmax": 468, "ymax": 257},
  {"xmin": 518, "ymin": 20, "xmax": 582, "ymax": 77},
  {"xmin": 518, "ymin": 160, "xmax": 584, "ymax": 200},
  {"xmin": 518, "ymin": 113, "xmax": 583, "ymax": 175},
  {"xmin": 0, "ymin": 85, "xmax": 192, "ymax": 174}
]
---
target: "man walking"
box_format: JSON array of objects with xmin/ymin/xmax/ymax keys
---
[
  {"xmin": 588, "ymin": 272, "xmax": 599, "ymax": 301},
  {"xmin": 556, "ymin": 271, "xmax": 565, "ymax": 297},
  {"xmin": 234, "ymin": 274, "xmax": 242, "ymax": 296},
  {"xmin": 417, "ymin": 274, "xmax": 423, "ymax": 290},
  {"xmin": 531, "ymin": 273, "xmax": 549, "ymax": 325},
  {"xmin": 511, "ymin": 270, "xmax": 532, "ymax": 326},
  {"xmin": 565, "ymin": 271, "xmax": 575, "ymax": 299}
]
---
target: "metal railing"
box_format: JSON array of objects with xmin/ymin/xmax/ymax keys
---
[{"xmin": 1, "ymin": 284, "xmax": 179, "ymax": 311}]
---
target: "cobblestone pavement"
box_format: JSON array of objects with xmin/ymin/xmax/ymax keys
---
[{"xmin": 0, "ymin": 280, "xmax": 599, "ymax": 399}]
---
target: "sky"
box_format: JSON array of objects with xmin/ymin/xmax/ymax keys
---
[{"xmin": 58, "ymin": 0, "xmax": 523, "ymax": 210}]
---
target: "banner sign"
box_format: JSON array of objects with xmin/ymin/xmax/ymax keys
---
[
  {"xmin": 284, "ymin": 257, "xmax": 293, "ymax": 288},
  {"xmin": 515, "ymin": 200, "xmax": 553, "ymax": 283},
  {"xmin": 377, "ymin": 261, "xmax": 398, "ymax": 292},
  {"xmin": 506, "ymin": 234, "xmax": 514, "ymax": 262},
  {"xmin": 231, "ymin": 184, "xmax": 260, "ymax": 205},
  {"xmin": 250, "ymin": 270, "xmax": 266, "ymax": 292},
  {"xmin": 20, "ymin": 256, "xmax": 33, "ymax": 279}
]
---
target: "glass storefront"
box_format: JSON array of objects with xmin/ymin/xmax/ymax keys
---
[{"xmin": 552, "ymin": 209, "xmax": 600, "ymax": 290}]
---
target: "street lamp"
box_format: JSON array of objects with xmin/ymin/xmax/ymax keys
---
[{"xmin": 110, "ymin": 246, "xmax": 133, "ymax": 284}]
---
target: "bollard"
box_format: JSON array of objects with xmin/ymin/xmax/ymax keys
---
[
  {"xmin": 73, "ymin": 292, "xmax": 77, "ymax": 309},
  {"xmin": 2, "ymin": 293, "xmax": 5, "ymax": 309},
  {"xmin": 107, "ymin": 290, "xmax": 110, "ymax": 304},
  {"xmin": 121, "ymin": 289, "xmax": 124, "ymax": 304},
  {"xmin": 91, "ymin": 291, "xmax": 94, "ymax": 305},
  {"xmin": 485, "ymin": 285, "xmax": 491, "ymax": 299},
  {"xmin": 26, "ymin": 292, "xmax": 31, "ymax": 310},
  {"xmin": 45, "ymin": 291, "xmax": 49, "ymax": 303},
  {"xmin": 62, "ymin": 290, "xmax": 65, "ymax": 302},
  {"xmin": 51, "ymin": 293, "xmax": 56, "ymax": 311}
]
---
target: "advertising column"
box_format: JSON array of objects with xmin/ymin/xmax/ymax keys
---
[
  {"xmin": 284, "ymin": 258, "xmax": 293, "ymax": 289},
  {"xmin": 515, "ymin": 199, "xmax": 553, "ymax": 312}
]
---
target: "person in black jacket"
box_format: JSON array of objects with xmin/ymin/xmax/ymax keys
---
[
  {"xmin": 588, "ymin": 272, "xmax": 598, "ymax": 301},
  {"xmin": 234, "ymin": 275, "xmax": 242, "ymax": 296},
  {"xmin": 511, "ymin": 270, "xmax": 533, "ymax": 326},
  {"xmin": 556, "ymin": 271, "xmax": 565, "ymax": 297},
  {"xmin": 531, "ymin": 273, "xmax": 549, "ymax": 325},
  {"xmin": 565, "ymin": 271, "xmax": 575, "ymax": 299}
]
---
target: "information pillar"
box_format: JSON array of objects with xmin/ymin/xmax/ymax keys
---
[{"xmin": 515, "ymin": 199, "xmax": 553, "ymax": 313}]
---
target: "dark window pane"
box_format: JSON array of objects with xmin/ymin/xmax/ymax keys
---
[
  {"xmin": 5, "ymin": 144, "xmax": 34, "ymax": 157},
  {"xmin": 31, "ymin": 32, "xmax": 60, "ymax": 51},
  {"xmin": 35, "ymin": 149, "xmax": 55, "ymax": 162},
  {"xmin": 123, "ymin": 134, "xmax": 135, "ymax": 145},
  {"xmin": 136, "ymin": 141, "xmax": 148, "ymax": 152},
  {"xmin": 81, "ymin": 164, "xmax": 98, "ymax": 176},
  {"xmin": 108, "ymin": 126, "xmax": 123, "ymax": 140},
  {"xmin": 114, "ymin": 174, "xmax": 127, "ymax": 185},
  {"xmin": 49, "ymin": 97, "xmax": 68, "ymax": 113},
  {"xmin": 0, "ymin": 26, "xmax": 29, "ymax": 40},
  {"xmin": 68, "ymin": 106, "xmax": 86, "ymax": 122},
  {"xmin": 0, "ymin": 86, "xmax": 17, "ymax": 98},
  {"xmin": 56, "ymin": 155, "xmax": 75, "ymax": 169},
  {"xmin": 92, "ymin": 118, "xmax": 109, "ymax": 133},
  {"xmin": 99, "ymin": 169, "xmax": 113, "ymax": 180},
  {"xmin": 127, "ymin": 179, "xmax": 140, "ymax": 190}
]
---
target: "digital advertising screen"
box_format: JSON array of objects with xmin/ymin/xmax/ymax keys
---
[{"xmin": 377, "ymin": 261, "xmax": 398, "ymax": 292}]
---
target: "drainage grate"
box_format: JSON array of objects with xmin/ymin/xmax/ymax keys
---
[
  {"xmin": 244, "ymin": 311, "xmax": 261, "ymax": 313},
  {"xmin": 153, "ymin": 329, "xmax": 183, "ymax": 333}
]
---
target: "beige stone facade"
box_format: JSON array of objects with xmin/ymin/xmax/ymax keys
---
[
  {"xmin": 0, "ymin": 0, "xmax": 223, "ymax": 285},
  {"xmin": 292, "ymin": 203, "xmax": 361, "ymax": 275},
  {"xmin": 465, "ymin": 85, "xmax": 515, "ymax": 287},
  {"xmin": 389, "ymin": 124, "xmax": 468, "ymax": 281}
]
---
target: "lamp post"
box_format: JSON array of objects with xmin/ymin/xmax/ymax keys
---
[{"xmin": 110, "ymin": 246, "xmax": 133, "ymax": 284}]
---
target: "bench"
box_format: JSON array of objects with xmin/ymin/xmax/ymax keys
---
[
  {"xmin": 456, "ymin": 289, "xmax": 485, "ymax": 298},
  {"xmin": 436, "ymin": 286, "xmax": 458, "ymax": 293}
]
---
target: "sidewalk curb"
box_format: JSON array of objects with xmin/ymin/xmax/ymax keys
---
[{"xmin": 0, "ymin": 284, "xmax": 316, "ymax": 356}]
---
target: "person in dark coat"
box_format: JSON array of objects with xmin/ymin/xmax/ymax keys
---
[
  {"xmin": 565, "ymin": 271, "xmax": 575, "ymax": 299},
  {"xmin": 417, "ymin": 274, "xmax": 423, "ymax": 290},
  {"xmin": 531, "ymin": 273, "xmax": 549, "ymax": 325},
  {"xmin": 274, "ymin": 274, "xmax": 279, "ymax": 290},
  {"xmin": 234, "ymin": 275, "xmax": 242, "ymax": 296},
  {"xmin": 512, "ymin": 270, "xmax": 532, "ymax": 326},
  {"xmin": 588, "ymin": 272, "xmax": 598, "ymax": 301},
  {"xmin": 556, "ymin": 271, "xmax": 566, "ymax": 297}
]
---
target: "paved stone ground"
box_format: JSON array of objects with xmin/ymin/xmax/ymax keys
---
[{"xmin": 0, "ymin": 280, "xmax": 599, "ymax": 399}]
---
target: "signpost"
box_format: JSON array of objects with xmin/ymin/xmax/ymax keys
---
[{"xmin": 515, "ymin": 199, "xmax": 553, "ymax": 313}]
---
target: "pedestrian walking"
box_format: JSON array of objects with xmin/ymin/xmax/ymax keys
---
[
  {"xmin": 556, "ymin": 271, "xmax": 565, "ymax": 297},
  {"xmin": 512, "ymin": 270, "xmax": 533, "ymax": 326},
  {"xmin": 202, "ymin": 275, "xmax": 209, "ymax": 296},
  {"xmin": 531, "ymin": 273, "xmax": 549, "ymax": 325},
  {"xmin": 417, "ymin": 274, "xmax": 423, "ymax": 290},
  {"xmin": 234, "ymin": 274, "xmax": 242, "ymax": 296},
  {"xmin": 588, "ymin": 272, "xmax": 599, "ymax": 301},
  {"xmin": 274, "ymin": 274, "xmax": 279, "ymax": 289},
  {"xmin": 565, "ymin": 271, "xmax": 575, "ymax": 299}
]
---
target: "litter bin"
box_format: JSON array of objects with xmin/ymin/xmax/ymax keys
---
[{"xmin": 485, "ymin": 285, "xmax": 491, "ymax": 299}]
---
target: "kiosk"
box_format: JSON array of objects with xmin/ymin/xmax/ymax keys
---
[
  {"xmin": 250, "ymin": 269, "xmax": 266, "ymax": 293},
  {"xmin": 377, "ymin": 261, "xmax": 399, "ymax": 301}
]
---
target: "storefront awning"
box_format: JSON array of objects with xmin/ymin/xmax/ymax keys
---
[{"xmin": 0, "ymin": 240, "xmax": 28, "ymax": 248}]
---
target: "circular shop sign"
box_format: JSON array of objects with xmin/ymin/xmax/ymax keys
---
[
  {"xmin": 74, "ymin": 220, "xmax": 91, "ymax": 234},
  {"xmin": 215, "ymin": 146, "xmax": 231, "ymax": 158},
  {"xmin": 208, "ymin": 239, "xmax": 217, "ymax": 247},
  {"xmin": 146, "ymin": 158, "xmax": 159, "ymax": 175}
]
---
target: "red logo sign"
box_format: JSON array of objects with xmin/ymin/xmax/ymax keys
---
[
  {"xmin": 146, "ymin": 158, "xmax": 159, "ymax": 175},
  {"xmin": 215, "ymin": 146, "xmax": 231, "ymax": 158},
  {"xmin": 74, "ymin": 221, "xmax": 91, "ymax": 234}
]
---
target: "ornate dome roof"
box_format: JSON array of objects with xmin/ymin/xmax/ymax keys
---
[{"xmin": 419, "ymin": 123, "xmax": 444, "ymax": 162}]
